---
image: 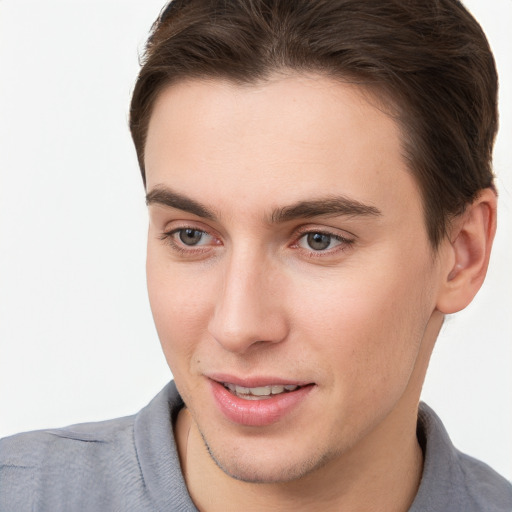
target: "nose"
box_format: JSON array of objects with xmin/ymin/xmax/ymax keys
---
[{"xmin": 207, "ymin": 247, "xmax": 289, "ymax": 354}]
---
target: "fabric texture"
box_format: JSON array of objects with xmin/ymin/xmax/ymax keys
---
[{"xmin": 1, "ymin": 381, "xmax": 511, "ymax": 511}]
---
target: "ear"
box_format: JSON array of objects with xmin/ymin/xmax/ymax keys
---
[{"xmin": 436, "ymin": 188, "xmax": 497, "ymax": 314}]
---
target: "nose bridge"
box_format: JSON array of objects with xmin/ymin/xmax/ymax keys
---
[{"xmin": 208, "ymin": 241, "xmax": 287, "ymax": 353}]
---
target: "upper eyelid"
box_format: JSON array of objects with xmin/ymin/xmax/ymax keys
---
[
  {"xmin": 167, "ymin": 226, "xmax": 208, "ymax": 235},
  {"xmin": 163, "ymin": 227, "xmax": 352, "ymax": 240},
  {"xmin": 165, "ymin": 227, "xmax": 214, "ymax": 242},
  {"xmin": 293, "ymin": 231, "xmax": 353, "ymax": 249},
  {"xmin": 162, "ymin": 220, "xmax": 217, "ymax": 236},
  {"xmin": 293, "ymin": 224, "xmax": 357, "ymax": 241}
]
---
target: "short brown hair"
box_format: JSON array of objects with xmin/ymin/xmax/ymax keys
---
[{"xmin": 129, "ymin": 0, "xmax": 498, "ymax": 247}]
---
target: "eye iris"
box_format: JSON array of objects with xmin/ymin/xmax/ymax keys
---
[
  {"xmin": 307, "ymin": 233, "xmax": 331, "ymax": 251},
  {"xmin": 179, "ymin": 229, "xmax": 203, "ymax": 246}
]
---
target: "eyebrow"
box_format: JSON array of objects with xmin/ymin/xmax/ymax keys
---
[
  {"xmin": 146, "ymin": 187, "xmax": 217, "ymax": 220},
  {"xmin": 146, "ymin": 186, "xmax": 382, "ymax": 223},
  {"xmin": 270, "ymin": 197, "xmax": 382, "ymax": 223}
]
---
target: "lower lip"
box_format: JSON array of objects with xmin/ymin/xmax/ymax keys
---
[{"xmin": 210, "ymin": 380, "xmax": 314, "ymax": 427}]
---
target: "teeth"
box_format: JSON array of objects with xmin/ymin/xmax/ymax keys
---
[
  {"xmin": 250, "ymin": 386, "xmax": 272, "ymax": 396},
  {"xmin": 223, "ymin": 382, "xmax": 300, "ymax": 399}
]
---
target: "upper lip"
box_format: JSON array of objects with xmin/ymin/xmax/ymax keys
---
[{"xmin": 206, "ymin": 373, "xmax": 314, "ymax": 388}]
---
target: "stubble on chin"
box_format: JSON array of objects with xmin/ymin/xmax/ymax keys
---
[{"xmin": 197, "ymin": 425, "xmax": 338, "ymax": 485}]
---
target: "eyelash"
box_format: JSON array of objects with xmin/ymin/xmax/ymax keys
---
[
  {"xmin": 159, "ymin": 226, "xmax": 355, "ymax": 257},
  {"xmin": 159, "ymin": 226, "xmax": 216, "ymax": 255},
  {"xmin": 292, "ymin": 228, "xmax": 355, "ymax": 257}
]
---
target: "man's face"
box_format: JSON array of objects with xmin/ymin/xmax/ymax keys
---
[{"xmin": 144, "ymin": 75, "xmax": 446, "ymax": 483}]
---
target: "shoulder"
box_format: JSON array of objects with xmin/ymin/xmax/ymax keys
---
[
  {"xmin": 0, "ymin": 415, "xmax": 140, "ymax": 511},
  {"xmin": 0, "ymin": 381, "xmax": 193, "ymax": 512},
  {"xmin": 411, "ymin": 403, "xmax": 512, "ymax": 512},
  {"xmin": 0, "ymin": 413, "xmax": 136, "ymax": 467},
  {"xmin": 455, "ymin": 450, "xmax": 512, "ymax": 511}
]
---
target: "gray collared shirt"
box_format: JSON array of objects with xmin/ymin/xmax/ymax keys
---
[{"xmin": 1, "ymin": 381, "xmax": 511, "ymax": 511}]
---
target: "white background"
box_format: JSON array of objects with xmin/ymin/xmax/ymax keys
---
[{"xmin": 0, "ymin": 0, "xmax": 510, "ymax": 481}]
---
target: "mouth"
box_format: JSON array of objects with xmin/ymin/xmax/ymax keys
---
[
  {"xmin": 222, "ymin": 382, "xmax": 302, "ymax": 400},
  {"xmin": 209, "ymin": 377, "xmax": 315, "ymax": 426}
]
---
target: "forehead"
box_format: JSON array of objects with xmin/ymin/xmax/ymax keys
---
[{"xmin": 144, "ymin": 74, "xmax": 423, "ymax": 224}]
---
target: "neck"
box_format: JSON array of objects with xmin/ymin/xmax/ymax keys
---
[{"xmin": 176, "ymin": 402, "xmax": 423, "ymax": 512}]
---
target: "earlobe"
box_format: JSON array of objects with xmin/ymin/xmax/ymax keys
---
[{"xmin": 436, "ymin": 188, "xmax": 497, "ymax": 314}]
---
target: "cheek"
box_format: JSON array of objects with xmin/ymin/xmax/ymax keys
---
[
  {"xmin": 146, "ymin": 246, "xmax": 214, "ymax": 374},
  {"xmin": 289, "ymin": 259, "xmax": 435, "ymax": 390}
]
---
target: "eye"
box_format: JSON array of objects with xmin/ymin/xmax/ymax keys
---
[
  {"xmin": 161, "ymin": 227, "xmax": 217, "ymax": 249},
  {"xmin": 295, "ymin": 231, "xmax": 353, "ymax": 253},
  {"xmin": 302, "ymin": 233, "xmax": 335, "ymax": 251},
  {"xmin": 177, "ymin": 228, "xmax": 209, "ymax": 246}
]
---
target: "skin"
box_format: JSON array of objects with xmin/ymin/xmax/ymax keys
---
[{"xmin": 143, "ymin": 74, "xmax": 496, "ymax": 511}]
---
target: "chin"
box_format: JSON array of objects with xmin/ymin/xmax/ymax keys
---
[{"xmin": 201, "ymin": 430, "xmax": 334, "ymax": 484}]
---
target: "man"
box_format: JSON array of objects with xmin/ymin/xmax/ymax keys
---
[{"xmin": 1, "ymin": 0, "xmax": 511, "ymax": 510}]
